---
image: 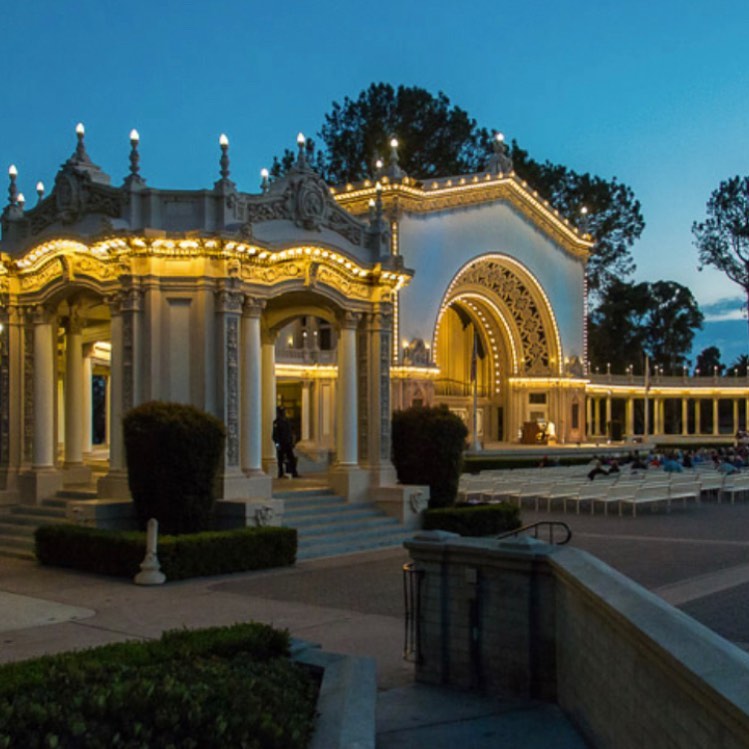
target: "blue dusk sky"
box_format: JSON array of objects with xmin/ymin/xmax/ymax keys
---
[{"xmin": 3, "ymin": 0, "xmax": 748, "ymax": 360}]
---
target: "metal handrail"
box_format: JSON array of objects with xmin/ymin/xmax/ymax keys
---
[
  {"xmin": 402, "ymin": 562, "xmax": 424, "ymax": 663},
  {"xmin": 497, "ymin": 520, "xmax": 572, "ymax": 545}
]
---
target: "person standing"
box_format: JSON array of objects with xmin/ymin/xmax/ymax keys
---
[{"xmin": 272, "ymin": 406, "xmax": 299, "ymax": 478}]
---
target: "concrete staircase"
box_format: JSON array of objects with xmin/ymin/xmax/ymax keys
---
[
  {"xmin": 0, "ymin": 487, "xmax": 97, "ymax": 559},
  {"xmin": 279, "ymin": 487, "xmax": 413, "ymax": 561}
]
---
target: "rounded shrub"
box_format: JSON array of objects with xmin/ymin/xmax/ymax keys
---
[
  {"xmin": 123, "ymin": 401, "xmax": 226, "ymax": 534},
  {"xmin": 392, "ymin": 404, "xmax": 468, "ymax": 508}
]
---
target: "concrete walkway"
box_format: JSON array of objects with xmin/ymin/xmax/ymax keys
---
[{"xmin": 5, "ymin": 500, "xmax": 749, "ymax": 746}]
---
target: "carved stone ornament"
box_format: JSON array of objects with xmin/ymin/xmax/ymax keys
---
[
  {"xmin": 409, "ymin": 491, "xmax": 428, "ymax": 513},
  {"xmin": 254, "ymin": 504, "xmax": 275, "ymax": 527},
  {"xmin": 456, "ymin": 258, "xmax": 554, "ymax": 375}
]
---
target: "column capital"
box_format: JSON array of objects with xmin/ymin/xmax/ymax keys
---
[
  {"xmin": 106, "ymin": 292, "xmax": 125, "ymax": 317},
  {"xmin": 121, "ymin": 287, "xmax": 144, "ymax": 313},
  {"xmin": 243, "ymin": 297, "xmax": 266, "ymax": 319},
  {"xmin": 215, "ymin": 286, "xmax": 244, "ymax": 315},
  {"xmin": 28, "ymin": 303, "xmax": 55, "ymax": 326},
  {"xmin": 64, "ymin": 307, "xmax": 86, "ymax": 335},
  {"xmin": 339, "ymin": 310, "xmax": 362, "ymax": 330}
]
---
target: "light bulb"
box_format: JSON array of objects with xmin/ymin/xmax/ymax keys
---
[{"xmin": 219, "ymin": 133, "xmax": 229, "ymax": 147}]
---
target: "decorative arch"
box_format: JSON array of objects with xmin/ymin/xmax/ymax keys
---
[{"xmin": 434, "ymin": 254, "xmax": 562, "ymax": 377}]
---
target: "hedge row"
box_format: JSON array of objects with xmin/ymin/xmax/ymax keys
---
[
  {"xmin": 35, "ymin": 524, "xmax": 297, "ymax": 580},
  {"xmin": 0, "ymin": 623, "xmax": 317, "ymax": 749},
  {"xmin": 423, "ymin": 502, "xmax": 522, "ymax": 536}
]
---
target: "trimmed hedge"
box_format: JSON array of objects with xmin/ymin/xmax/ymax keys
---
[
  {"xmin": 35, "ymin": 524, "xmax": 297, "ymax": 580},
  {"xmin": 0, "ymin": 622, "xmax": 317, "ymax": 749},
  {"xmin": 392, "ymin": 405, "xmax": 468, "ymax": 508},
  {"xmin": 423, "ymin": 502, "xmax": 522, "ymax": 536},
  {"xmin": 123, "ymin": 401, "xmax": 226, "ymax": 534}
]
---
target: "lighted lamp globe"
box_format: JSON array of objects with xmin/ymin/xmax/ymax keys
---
[
  {"xmin": 219, "ymin": 133, "xmax": 229, "ymax": 147},
  {"xmin": 17, "ymin": 193, "xmax": 25, "ymax": 205},
  {"xmin": 390, "ymin": 137, "xmax": 399, "ymax": 149},
  {"xmin": 260, "ymin": 168, "xmax": 269, "ymax": 179},
  {"xmin": 297, "ymin": 132, "xmax": 305, "ymax": 146},
  {"xmin": 36, "ymin": 181, "xmax": 44, "ymax": 195},
  {"xmin": 580, "ymin": 206, "xmax": 589, "ymax": 215},
  {"xmin": 130, "ymin": 129, "xmax": 140, "ymax": 143},
  {"xmin": 76, "ymin": 123, "xmax": 85, "ymax": 136},
  {"xmin": 495, "ymin": 132, "xmax": 505, "ymax": 142},
  {"xmin": 375, "ymin": 159, "xmax": 383, "ymax": 169},
  {"xmin": 8, "ymin": 165, "xmax": 17, "ymax": 177}
]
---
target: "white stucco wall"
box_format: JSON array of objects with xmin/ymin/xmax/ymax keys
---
[{"xmin": 398, "ymin": 200, "xmax": 586, "ymax": 362}]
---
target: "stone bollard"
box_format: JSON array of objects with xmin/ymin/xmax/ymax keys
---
[{"xmin": 134, "ymin": 517, "xmax": 166, "ymax": 585}]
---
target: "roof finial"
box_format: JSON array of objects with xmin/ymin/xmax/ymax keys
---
[
  {"xmin": 382, "ymin": 137, "xmax": 405, "ymax": 180},
  {"xmin": 486, "ymin": 131, "xmax": 513, "ymax": 174},
  {"xmin": 260, "ymin": 167, "xmax": 270, "ymax": 194},
  {"xmin": 219, "ymin": 133, "xmax": 230, "ymax": 181},
  {"xmin": 579, "ymin": 205, "xmax": 590, "ymax": 234},
  {"xmin": 296, "ymin": 132, "xmax": 307, "ymax": 168},
  {"xmin": 7, "ymin": 165, "xmax": 18, "ymax": 206},
  {"xmin": 75, "ymin": 123, "xmax": 87, "ymax": 160},
  {"xmin": 36, "ymin": 181, "xmax": 45, "ymax": 204}
]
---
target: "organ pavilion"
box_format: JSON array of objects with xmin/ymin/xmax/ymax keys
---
[{"xmin": 0, "ymin": 126, "xmax": 746, "ymax": 506}]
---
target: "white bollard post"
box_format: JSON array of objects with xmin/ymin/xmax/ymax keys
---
[{"xmin": 134, "ymin": 517, "xmax": 166, "ymax": 585}]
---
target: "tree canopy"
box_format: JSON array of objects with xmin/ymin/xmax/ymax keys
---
[
  {"xmin": 588, "ymin": 279, "xmax": 703, "ymax": 373},
  {"xmin": 694, "ymin": 346, "xmax": 724, "ymax": 376},
  {"xmin": 271, "ymin": 83, "xmax": 645, "ymax": 298},
  {"xmin": 692, "ymin": 175, "xmax": 749, "ymax": 342}
]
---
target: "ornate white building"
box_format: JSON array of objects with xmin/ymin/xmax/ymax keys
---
[{"xmin": 1, "ymin": 127, "xmax": 746, "ymax": 508}]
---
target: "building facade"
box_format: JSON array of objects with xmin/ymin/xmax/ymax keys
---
[{"xmin": 1, "ymin": 127, "xmax": 747, "ymax": 506}]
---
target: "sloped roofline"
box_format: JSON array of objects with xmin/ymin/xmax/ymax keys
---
[{"xmin": 331, "ymin": 171, "xmax": 594, "ymax": 260}]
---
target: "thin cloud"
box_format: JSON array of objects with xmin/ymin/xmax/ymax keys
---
[{"xmin": 702, "ymin": 297, "xmax": 747, "ymax": 323}]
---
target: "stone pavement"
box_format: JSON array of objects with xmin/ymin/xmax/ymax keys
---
[{"xmin": 3, "ymin": 500, "xmax": 749, "ymax": 746}]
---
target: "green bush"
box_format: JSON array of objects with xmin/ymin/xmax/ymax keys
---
[
  {"xmin": 123, "ymin": 401, "xmax": 226, "ymax": 534},
  {"xmin": 423, "ymin": 502, "xmax": 522, "ymax": 536},
  {"xmin": 0, "ymin": 623, "xmax": 317, "ymax": 749},
  {"xmin": 392, "ymin": 404, "xmax": 468, "ymax": 508},
  {"xmin": 35, "ymin": 524, "xmax": 297, "ymax": 580}
]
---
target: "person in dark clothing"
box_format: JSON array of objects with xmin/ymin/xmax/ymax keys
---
[{"xmin": 272, "ymin": 406, "xmax": 299, "ymax": 478}]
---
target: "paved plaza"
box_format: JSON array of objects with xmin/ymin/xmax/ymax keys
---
[{"xmin": 2, "ymin": 498, "xmax": 749, "ymax": 746}]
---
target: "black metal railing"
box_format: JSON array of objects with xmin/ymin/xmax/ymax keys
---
[
  {"xmin": 497, "ymin": 521, "xmax": 572, "ymax": 545},
  {"xmin": 402, "ymin": 562, "xmax": 425, "ymax": 663}
]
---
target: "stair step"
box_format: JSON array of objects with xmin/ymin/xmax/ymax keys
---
[
  {"xmin": 43, "ymin": 498, "xmax": 69, "ymax": 508},
  {"xmin": 56, "ymin": 489, "xmax": 98, "ymax": 500},
  {"xmin": 294, "ymin": 517, "xmax": 401, "ymax": 538},
  {"xmin": 0, "ymin": 533, "xmax": 35, "ymax": 550},
  {"xmin": 297, "ymin": 532, "xmax": 412, "ymax": 561},
  {"xmin": 284, "ymin": 506, "xmax": 380, "ymax": 524},
  {"xmin": 0, "ymin": 522, "xmax": 37, "ymax": 536},
  {"xmin": 272, "ymin": 488, "xmax": 335, "ymax": 500},
  {"xmin": 10, "ymin": 505, "xmax": 67, "ymax": 519}
]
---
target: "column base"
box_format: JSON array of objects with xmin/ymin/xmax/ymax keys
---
[
  {"xmin": 97, "ymin": 470, "xmax": 132, "ymax": 500},
  {"xmin": 329, "ymin": 465, "xmax": 371, "ymax": 504},
  {"xmin": 19, "ymin": 468, "xmax": 63, "ymax": 503},
  {"xmin": 63, "ymin": 463, "xmax": 93, "ymax": 486},
  {"xmin": 366, "ymin": 461, "xmax": 397, "ymax": 488},
  {"xmin": 217, "ymin": 469, "xmax": 273, "ymax": 500}
]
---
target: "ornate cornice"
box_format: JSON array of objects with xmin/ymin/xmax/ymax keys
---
[{"xmin": 332, "ymin": 175, "xmax": 593, "ymax": 260}]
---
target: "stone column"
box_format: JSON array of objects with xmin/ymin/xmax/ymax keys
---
[
  {"xmin": 593, "ymin": 398, "xmax": 601, "ymax": 437},
  {"xmin": 361, "ymin": 306, "xmax": 396, "ymax": 485},
  {"xmin": 713, "ymin": 398, "xmax": 720, "ymax": 436},
  {"xmin": 586, "ymin": 396, "xmax": 593, "ymax": 438},
  {"xmin": 98, "ymin": 297, "xmax": 129, "ymax": 498},
  {"xmin": 63, "ymin": 309, "xmax": 91, "ymax": 484},
  {"xmin": 261, "ymin": 333, "xmax": 278, "ymax": 475},
  {"xmin": 337, "ymin": 312, "xmax": 359, "ymax": 466},
  {"xmin": 82, "ymin": 344, "xmax": 93, "ymax": 456},
  {"xmin": 695, "ymin": 399, "xmax": 702, "ymax": 435},
  {"xmin": 301, "ymin": 380, "xmax": 311, "ymax": 442},
  {"xmin": 606, "ymin": 393, "xmax": 611, "ymax": 437},
  {"xmin": 625, "ymin": 398, "xmax": 634, "ymax": 438},
  {"xmin": 214, "ymin": 283, "xmax": 248, "ymax": 499},
  {"xmin": 239, "ymin": 300, "xmax": 270, "ymax": 496},
  {"xmin": 682, "ymin": 398, "xmax": 689, "ymax": 436},
  {"xmin": 0, "ymin": 307, "xmax": 25, "ymax": 495},
  {"xmin": 19, "ymin": 305, "xmax": 62, "ymax": 501},
  {"xmin": 329, "ymin": 311, "xmax": 371, "ymax": 504},
  {"xmin": 734, "ymin": 399, "xmax": 740, "ymax": 435}
]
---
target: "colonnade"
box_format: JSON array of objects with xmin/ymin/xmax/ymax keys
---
[{"xmin": 586, "ymin": 392, "xmax": 749, "ymax": 440}]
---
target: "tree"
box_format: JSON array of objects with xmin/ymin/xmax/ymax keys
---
[
  {"xmin": 511, "ymin": 144, "xmax": 645, "ymax": 298},
  {"xmin": 694, "ymin": 346, "xmax": 724, "ymax": 376},
  {"xmin": 730, "ymin": 353, "xmax": 749, "ymax": 377},
  {"xmin": 271, "ymin": 83, "xmax": 645, "ymax": 297},
  {"xmin": 588, "ymin": 279, "xmax": 703, "ymax": 373},
  {"xmin": 272, "ymin": 83, "xmax": 492, "ymax": 182},
  {"xmin": 692, "ymin": 175, "xmax": 749, "ymax": 342}
]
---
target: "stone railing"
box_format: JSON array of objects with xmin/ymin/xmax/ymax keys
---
[{"xmin": 405, "ymin": 533, "xmax": 749, "ymax": 749}]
